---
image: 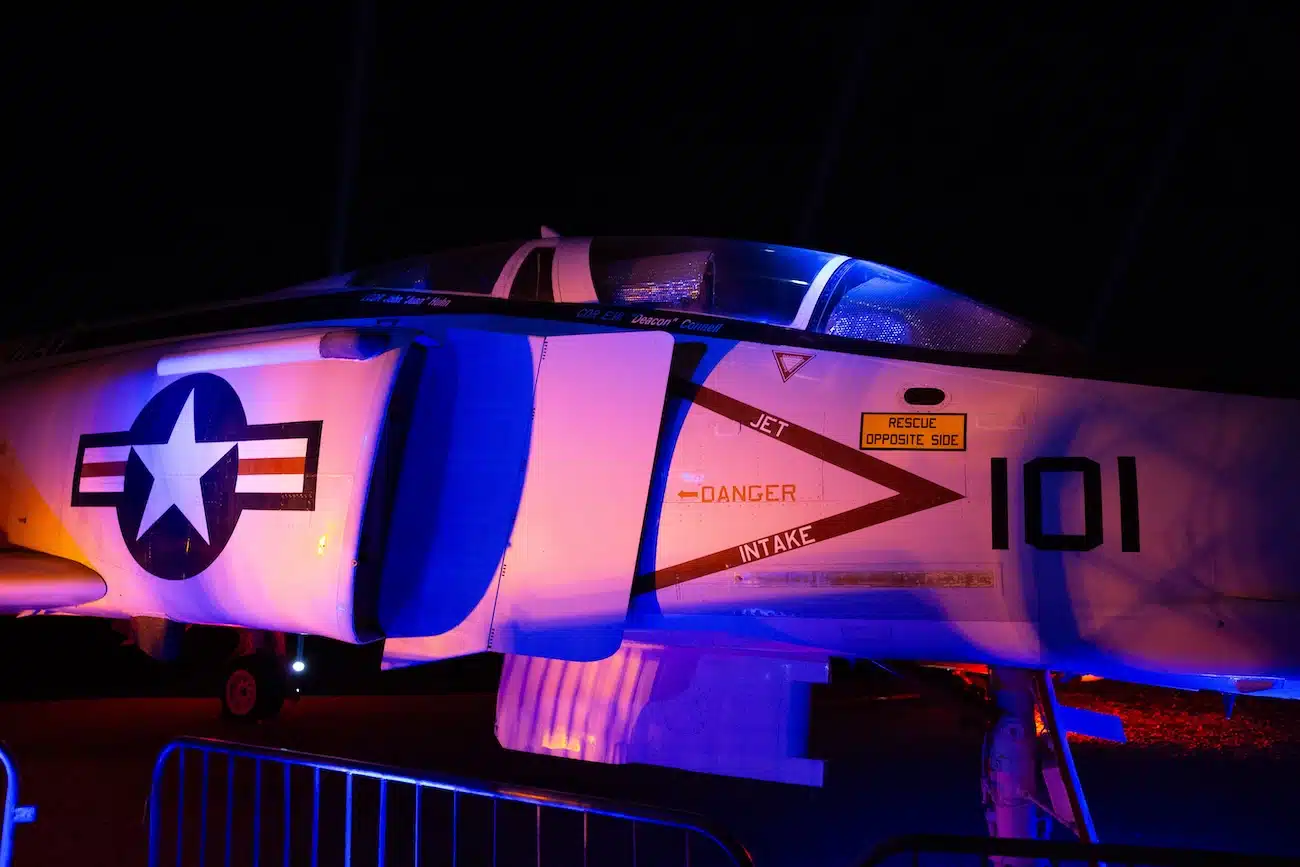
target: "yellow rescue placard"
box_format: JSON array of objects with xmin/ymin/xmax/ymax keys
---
[{"xmin": 859, "ymin": 412, "xmax": 966, "ymax": 451}]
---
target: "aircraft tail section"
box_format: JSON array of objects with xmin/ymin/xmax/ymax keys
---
[{"xmin": 379, "ymin": 329, "xmax": 674, "ymax": 666}]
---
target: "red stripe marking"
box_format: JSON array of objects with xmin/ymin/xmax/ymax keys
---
[
  {"xmin": 80, "ymin": 454, "xmax": 304, "ymax": 475},
  {"xmin": 81, "ymin": 457, "xmax": 306, "ymax": 477},
  {"xmin": 237, "ymin": 457, "xmax": 306, "ymax": 475},
  {"xmin": 81, "ymin": 461, "xmax": 126, "ymax": 477}
]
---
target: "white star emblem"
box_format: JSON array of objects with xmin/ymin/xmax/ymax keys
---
[{"xmin": 132, "ymin": 389, "xmax": 237, "ymax": 544}]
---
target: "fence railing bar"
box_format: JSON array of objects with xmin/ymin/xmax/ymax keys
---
[
  {"xmin": 413, "ymin": 782, "xmax": 420, "ymax": 867},
  {"xmin": 344, "ymin": 772, "xmax": 353, "ymax": 867},
  {"xmin": 223, "ymin": 754, "xmax": 233, "ymax": 867},
  {"xmin": 311, "ymin": 766, "xmax": 320, "ymax": 867},
  {"xmin": 377, "ymin": 778, "xmax": 387, "ymax": 867},
  {"xmin": 147, "ymin": 736, "xmax": 755, "ymax": 867},
  {"xmin": 175, "ymin": 747, "xmax": 185, "ymax": 867},
  {"xmin": 153, "ymin": 736, "xmax": 747, "ymax": 850},
  {"xmin": 200, "ymin": 751, "xmax": 209, "ymax": 867},
  {"xmin": 252, "ymin": 759, "xmax": 262, "ymax": 867},
  {"xmin": 855, "ymin": 833, "xmax": 1298, "ymax": 867},
  {"xmin": 1, "ymin": 742, "xmax": 27, "ymax": 867},
  {"xmin": 282, "ymin": 762, "xmax": 291, "ymax": 867}
]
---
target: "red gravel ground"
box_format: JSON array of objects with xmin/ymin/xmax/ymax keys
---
[{"xmin": 1058, "ymin": 679, "xmax": 1300, "ymax": 758}]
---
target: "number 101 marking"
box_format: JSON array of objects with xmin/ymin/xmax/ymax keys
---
[{"xmin": 990, "ymin": 457, "xmax": 1140, "ymax": 552}]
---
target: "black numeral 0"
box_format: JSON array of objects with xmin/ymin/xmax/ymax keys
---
[{"xmin": 991, "ymin": 456, "xmax": 1140, "ymax": 552}]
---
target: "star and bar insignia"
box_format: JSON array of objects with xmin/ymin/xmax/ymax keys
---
[{"xmin": 70, "ymin": 372, "xmax": 322, "ymax": 580}]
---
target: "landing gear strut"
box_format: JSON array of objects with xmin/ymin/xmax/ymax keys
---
[
  {"xmin": 983, "ymin": 668, "xmax": 1049, "ymax": 843},
  {"xmin": 982, "ymin": 667, "xmax": 1098, "ymax": 863}
]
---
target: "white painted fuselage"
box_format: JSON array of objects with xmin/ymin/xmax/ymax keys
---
[
  {"xmin": 3, "ymin": 308, "xmax": 1297, "ymax": 698},
  {"xmin": 2, "ymin": 236, "xmax": 1297, "ymax": 717}
]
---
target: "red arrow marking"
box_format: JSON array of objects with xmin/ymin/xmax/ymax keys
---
[{"xmin": 640, "ymin": 378, "xmax": 964, "ymax": 590}]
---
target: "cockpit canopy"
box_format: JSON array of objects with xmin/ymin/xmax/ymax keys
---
[{"xmin": 343, "ymin": 236, "xmax": 1038, "ymax": 356}]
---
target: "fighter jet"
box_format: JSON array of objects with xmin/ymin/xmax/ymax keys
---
[{"xmin": 2, "ymin": 232, "xmax": 1297, "ymax": 844}]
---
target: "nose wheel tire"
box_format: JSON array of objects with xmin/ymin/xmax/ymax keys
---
[{"xmin": 221, "ymin": 653, "xmax": 287, "ymax": 722}]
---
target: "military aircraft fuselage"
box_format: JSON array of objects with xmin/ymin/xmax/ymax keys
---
[{"xmin": 2, "ymin": 240, "xmax": 1298, "ymax": 703}]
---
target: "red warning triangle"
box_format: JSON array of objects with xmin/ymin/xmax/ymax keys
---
[{"xmin": 773, "ymin": 351, "xmax": 814, "ymax": 382}]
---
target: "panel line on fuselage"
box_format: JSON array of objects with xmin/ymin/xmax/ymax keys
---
[{"xmin": 3, "ymin": 289, "xmax": 1289, "ymax": 398}]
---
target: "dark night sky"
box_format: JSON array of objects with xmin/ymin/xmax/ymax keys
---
[{"xmin": 3, "ymin": 6, "xmax": 1296, "ymax": 385}]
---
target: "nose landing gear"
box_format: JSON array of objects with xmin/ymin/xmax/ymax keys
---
[{"xmin": 982, "ymin": 667, "xmax": 1107, "ymax": 865}]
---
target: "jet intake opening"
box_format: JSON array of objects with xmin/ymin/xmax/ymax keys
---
[{"xmin": 377, "ymin": 328, "xmax": 675, "ymax": 667}]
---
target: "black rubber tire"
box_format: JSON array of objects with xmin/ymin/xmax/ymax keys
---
[{"xmin": 220, "ymin": 653, "xmax": 287, "ymax": 722}]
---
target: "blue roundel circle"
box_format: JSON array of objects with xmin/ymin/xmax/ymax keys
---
[{"xmin": 116, "ymin": 373, "xmax": 249, "ymax": 580}]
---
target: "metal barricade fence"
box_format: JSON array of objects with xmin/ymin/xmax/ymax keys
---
[
  {"xmin": 148, "ymin": 737, "xmax": 754, "ymax": 867},
  {"xmin": 855, "ymin": 833, "xmax": 1298, "ymax": 867},
  {"xmin": 0, "ymin": 742, "xmax": 36, "ymax": 867},
  {"xmin": 0, "ymin": 743, "xmax": 14, "ymax": 867}
]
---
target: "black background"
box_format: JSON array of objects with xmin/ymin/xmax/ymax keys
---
[
  {"xmin": 3, "ymin": 6, "xmax": 1295, "ymax": 389},
  {"xmin": 0, "ymin": 4, "xmax": 1297, "ymax": 702}
]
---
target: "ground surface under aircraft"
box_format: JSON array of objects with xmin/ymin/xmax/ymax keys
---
[{"xmin": 1, "ymin": 237, "xmax": 1297, "ymax": 804}]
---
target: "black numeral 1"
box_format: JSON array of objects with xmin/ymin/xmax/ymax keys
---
[{"xmin": 991, "ymin": 456, "xmax": 1140, "ymax": 552}]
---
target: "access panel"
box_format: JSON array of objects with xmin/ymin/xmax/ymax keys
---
[{"xmin": 381, "ymin": 328, "xmax": 675, "ymax": 666}]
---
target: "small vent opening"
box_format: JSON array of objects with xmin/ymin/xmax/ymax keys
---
[{"xmin": 904, "ymin": 387, "xmax": 946, "ymax": 406}]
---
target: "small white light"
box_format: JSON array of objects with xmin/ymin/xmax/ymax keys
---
[{"xmin": 291, "ymin": 660, "xmax": 306, "ymax": 673}]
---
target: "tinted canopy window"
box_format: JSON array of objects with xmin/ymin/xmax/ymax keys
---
[
  {"xmin": 348, "ymin": 241, "xmax": 524, "ymax": 293},
  {"xmin": 815, "ymin": 260, "xmax": 1032, "ymax": 355},
  {"xmin": 588, "ymin": 237, "xmax": 838, "ymax": 326}
]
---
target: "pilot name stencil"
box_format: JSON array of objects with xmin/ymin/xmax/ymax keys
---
[
  {"xmin": 860, "ymin": 412, "xmax": 966, "ymax": 451},
  {"xmin": 575, "ymin": 307, "xmax": 726, "ymax": 334}
]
